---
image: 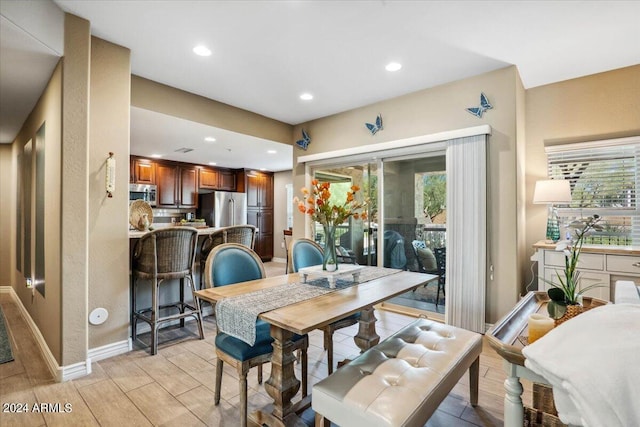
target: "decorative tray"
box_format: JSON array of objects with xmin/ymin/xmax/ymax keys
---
[
  {"xmin": 486, "ymin": 291, "xmax": 608, "ymax": 366},
  {"xmin": 129, "ymin": 200, "xmax": 153, "ymax": 231}
]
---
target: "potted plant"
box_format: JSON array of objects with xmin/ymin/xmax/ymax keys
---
[{"xmin": 546, "ymin": 215, "xmax": 604, "ymax": 324}]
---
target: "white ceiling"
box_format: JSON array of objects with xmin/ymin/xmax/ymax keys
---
[
  {"xmin": 130, "ymin": 107, "xmax": 293, "ymax": 171},
  {"xmin": 0, "ymin": 0, "xmax": 63, "ymax": 144},
  {"xmin": 2, "ymin": 1, "xmax": 639, "ymax": 171}
]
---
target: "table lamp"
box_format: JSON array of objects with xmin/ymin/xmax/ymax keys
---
[{"xmin": 533, "ymin": 179, "xmax": 572, "ymax": 242}]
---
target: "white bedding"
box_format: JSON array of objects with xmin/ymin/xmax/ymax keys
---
[{"xmin": 522, "ymin": 303, "xmax": 640, "ymax": 427}]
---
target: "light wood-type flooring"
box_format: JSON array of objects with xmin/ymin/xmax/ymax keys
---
[{"xmin": 1, "ymin": 261, "xmax": 532, "ymax": 426}]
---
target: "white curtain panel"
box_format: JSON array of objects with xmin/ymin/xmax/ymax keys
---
[{"xmin": 445, "ymin": 134, "xmax": 487, "ymax": 333}]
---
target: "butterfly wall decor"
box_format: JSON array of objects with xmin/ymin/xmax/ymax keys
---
[
  {"xmin": 295, "ymin": 129, "xmax": 311, "ymax": 150},
  {"xmin": 365, "ymin": 114, "xmax": 383, "ymax": 135},
  {"xmin": 466, "ymin": 93, "xmax": 493, "ymax": 118}
]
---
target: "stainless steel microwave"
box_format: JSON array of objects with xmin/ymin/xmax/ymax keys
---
[{"xmin": 129, "ymin": 183, "xmax": 157, "ymax": 207}]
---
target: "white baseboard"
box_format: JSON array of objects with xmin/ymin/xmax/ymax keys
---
[
  {"xmin": 61, "ymin": 360, "xmax": 90, "ymax": 382},
  {"xmin": 88, "ymin": 339, "xmax": 131, "ymax": 363},
  {"xmin": 1, "ymin": 286, "xmax": 132, "ymax": 382},
  {"xmin": 270, "ymin": 257, "xmax": 286, "ymax": 264}
]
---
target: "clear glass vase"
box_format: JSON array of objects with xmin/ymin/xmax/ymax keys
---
[
  {"xmin": 322, "ymin": 224, "xmax": 338, "ymax": 271},
  {"xmin": 546, "ymin": 205, "xmax": 560, "ymax": 242}
]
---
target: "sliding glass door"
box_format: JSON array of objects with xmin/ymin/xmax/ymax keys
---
[
  {"xmin": 311, "ymin": 163, "xmax": 378, "ymax": 267},
  {"xmin": 303, "ymin": 130, "xmax": 488, "ymax": 331},
  {"xmin": 380, "ymin": 154, "xmax": 446, "ymax": 317},
  {"xmin": 310, "ymin": 151, "xmax": 447, "ymax": 318}
]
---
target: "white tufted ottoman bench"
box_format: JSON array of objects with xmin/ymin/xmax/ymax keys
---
[{"xmin": 312, "ymin": 318, "xmax": 483, "ymax": 427}]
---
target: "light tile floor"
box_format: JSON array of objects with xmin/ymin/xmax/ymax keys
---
[{"xmin": 0, "ymin": 261, "xmax": 531, "ymax": 426}]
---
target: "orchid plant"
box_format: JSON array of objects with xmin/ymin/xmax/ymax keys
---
[{"xmin": 546, "ymin": 215, "xmax": 604, "ymax": 317}]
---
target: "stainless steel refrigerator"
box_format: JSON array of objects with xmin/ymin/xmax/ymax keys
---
[{"xmin": 198, "ymin": 191, "xmax": 247, "ymax": 227}]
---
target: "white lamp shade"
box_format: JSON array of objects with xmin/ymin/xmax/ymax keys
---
[{"xmin": 533, "ymin": 179, "xmax": 572, "ymax": 204}]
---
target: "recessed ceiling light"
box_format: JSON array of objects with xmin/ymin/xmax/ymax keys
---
[
  {"xmin": 260, "ymin": 168, "xmax": 267, "ymax": 171},
  {"xmin": 385, "ymin": 62, "xmax": 402, "ymax": 72},
  {"xmin": 209, "ymin": 162, "xmax": 217, "ymax": 166},
  {"xmin": 267, "ymin": 150, "xmax": 277, "ymax": 154},
  {"xmin": 300, "ymin": 93, "xmax": 313, "ymax": 101},
  {"xmin": 204, "ymin": 136, "xmax": 216, "ymax": 142},
  {"xmin": 151, "ymin": 154, "xmax": 163, "ymax": 158},
  {"xmin": 193, "ymin": 45, "xmax": 212, "ymax": 56}
]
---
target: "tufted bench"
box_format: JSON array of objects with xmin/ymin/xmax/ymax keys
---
[{"xmin": 312, "ymin": 318, "xmax": 483, "ymax": 427}]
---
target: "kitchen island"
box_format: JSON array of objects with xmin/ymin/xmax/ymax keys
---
[{"xmin": 128, "ymin": 225, "xmax": 222, "ymax": 239}]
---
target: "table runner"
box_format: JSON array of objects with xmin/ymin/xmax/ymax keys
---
[{"xmin": 215, "ymin": 266, "xmax": 401, "ymax": 345}]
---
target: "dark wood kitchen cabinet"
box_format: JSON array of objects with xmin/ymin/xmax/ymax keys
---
[
  {"xmin": 218, "ymin": 169, "xmax": 236, "ymax": 191},
  {"xmin": 156, "ymin": 163, "xmax": 198, "ymax": 208},
  {"xmin": 199, "ymin": 168, "xmax": 219, "ymax": 189},
  {"xmin": 130, "ymin": 157, "xmax": 156, "ymax": 184},
  {"xmin": 246, "ymin": 171, "xmax": 273, "ymax": 210},
  {"xmin": 199, "ymin": 167, "xmax": 237, "ymax": 191},
  {"xmin": 247, "ymin": 208, "xmax": 273, "ymax": 260},
  {"xmin": 179, "ymin": 166, "xmax": 198, "ymax": 207},
  {"xmin": 243, "ymin": 171, "xmax": 274, "ymax": 261}
]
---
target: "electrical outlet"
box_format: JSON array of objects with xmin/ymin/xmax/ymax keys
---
[{"xmin": 281, "ymin": 242, "xmax": 285, "ymax": 248}]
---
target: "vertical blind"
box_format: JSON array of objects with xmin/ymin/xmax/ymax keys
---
[
  {"xmin": 546, "ymin": 136, "xmax": 640, "ymax": 244},
  {"xmin": 445, "ymin": 134, "xmax": 486, "ymax": 333}
]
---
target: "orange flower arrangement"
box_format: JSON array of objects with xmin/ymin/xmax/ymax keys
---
[{"xmin": 294, "ymin": 179, "xmax": 367, "ymax": 227}]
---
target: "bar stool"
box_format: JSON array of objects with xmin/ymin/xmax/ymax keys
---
[
  {"xmin": 131, "ymin": 227, "xmax": 204, "ymax": 355},
  {"xmin": 199, "ymin": 225, "xmax": 256, "ymax": 289}
]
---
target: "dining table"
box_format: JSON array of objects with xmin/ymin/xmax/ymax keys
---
[{"xmin": 194, "ymin": 267, "xmax": 437, "ymax": 427}]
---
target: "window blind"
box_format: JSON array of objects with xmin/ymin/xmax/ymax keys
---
[{"xmin": 545, "ymin": 136, "xmax": 640, "ymax": 244}]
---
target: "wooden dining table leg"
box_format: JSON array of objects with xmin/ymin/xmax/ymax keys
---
[
  {"xmin": 259, "ymin": 324, "xmax": 301, "ymax": 425},
  {"xmin": 354, "ymin": 306, "xmax": 380, "ymax": 352}
]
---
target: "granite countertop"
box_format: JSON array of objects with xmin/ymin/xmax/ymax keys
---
[
  {"xmin": 129, "ymin": 226, "xmax": 221, "ymax": 239},
  {"xmin": 533, "ymin": 239, "xmax": 640, "ymax": 256}
]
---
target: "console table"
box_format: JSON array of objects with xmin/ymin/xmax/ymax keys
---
[{"xmin": 531, "ymin": 240, "xmax": 640, "ymax": 302}]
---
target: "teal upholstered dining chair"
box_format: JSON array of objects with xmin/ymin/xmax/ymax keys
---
[
  {"xmin": 289, "ymin": 238, "xmax": 361, "ymax": 374},
  {"xmin": 203, "ymin": 243, "xmax": 308, "ymax": 427},
  {"xmin": 199, "ymin": 224, "xmax": 257, "ymax": 289},
  {"xmin": 288, "ymin": 237, "xmax": 324, "ymax": 274},
  {"xmin": 204, "ymin": 242, "xmax": 265, "ymax": 289}
]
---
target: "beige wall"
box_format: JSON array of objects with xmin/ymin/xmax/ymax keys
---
[
  {"xmin": 60, "ymin": 13, "xmax": 91, "ymax": 366},
  {"xmin": 131, "ymin": 76, "xmax": 292, "ymax": 145},
  {"xmin": 292, "ymin": 66, "xmax": 523, "ymax": 323},
  {"xmin": 8, "ymin": 61, "xmax": 63, "ymax": 360},
  {"xmin": 88, "ymin": 37, "xmax": 131, "ymax": 349},
  {"xmin": 524, "ymin": 65, "xmax": 640, "ymax": 285},
  {"xmin": 273, "ymin": 170, "xmax": 292, "ymax": 260},
  {"xmin": 3, "ymin": 15, "xmax": 133, "ymax": 366}
]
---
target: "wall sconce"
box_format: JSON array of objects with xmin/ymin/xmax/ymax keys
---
[{"xmin": 533, "ymin": 179, "xmax": 572, "ymax": 242}]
